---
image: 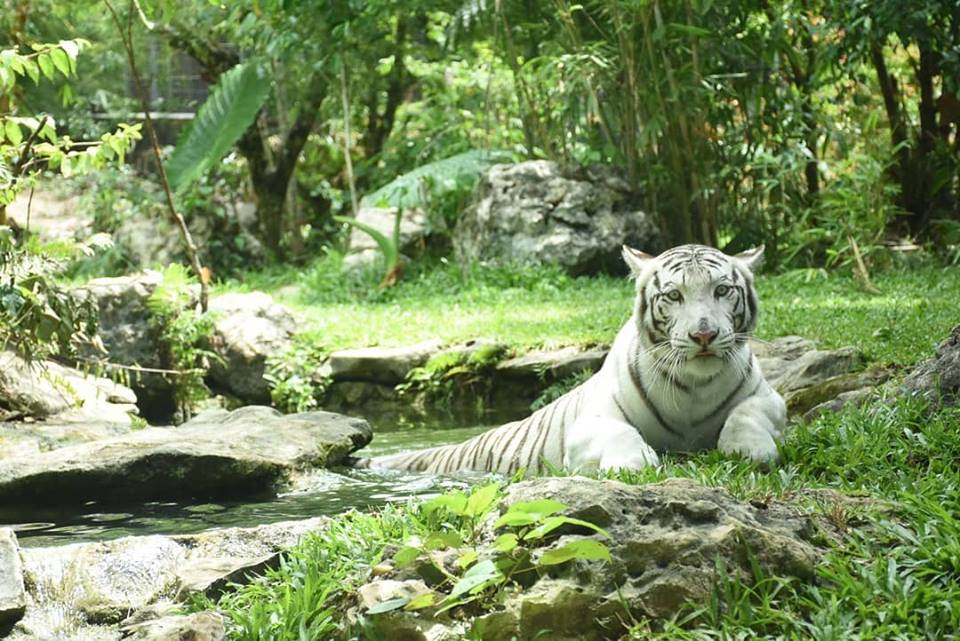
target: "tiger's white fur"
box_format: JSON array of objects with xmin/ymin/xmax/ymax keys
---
[{"xmin": 358, "ymin": 244, "xmax": 787, "ymax": 475}]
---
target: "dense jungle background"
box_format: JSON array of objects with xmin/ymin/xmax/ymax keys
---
[{"xmin": 1, "ymin": 1, "xmax": 959, "ymax": 640}]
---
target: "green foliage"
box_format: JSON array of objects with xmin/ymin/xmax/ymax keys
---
[
  {"xmin": 264, "ymin": 336, "xmax": 329, "ymax": 414},
  {"xmin": 379, "ymin": 482, "xmax": 610, "ymax": 615},
  {"xmin": 332, "ymin": 212, "xmax": 402, "ymax": 287},
  {"xmin": 0, "ymin": 35, "xmax": 138, "ymax": 361},
  {"xmin": 146, "ymin": 265, "xmax": 217, "ymax": 411},
  {"xmin": 363, "ymin": 149, "xmax": 511, "ymax": 226},
  {"xmin": 530, "ymin": 368, "xmax": 593, "ymax": 411},
  {"xmin": 399, "ymin": 341, "xmax": 507, "ymax": 407},
  {"xmin": 165, "ymin": 61, "xmax": 272, "ymax": 194}
]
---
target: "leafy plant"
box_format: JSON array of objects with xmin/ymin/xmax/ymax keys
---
[
  {"xmin": 146, "ymin": 264, "xmax": 218, "ymax": 414},
  {"xmin": 398, "ymin": 342, "xmax": 507, "ymax": 408},
  {"xmin": 165, "ymin": 61, "xmax": 272, "ymax": 194},
  {"xmin": 333, "ymin": 210, "xmax": 403, "ymax": 288},
  {"xmin": 265, "ymin": 337, "xmax": 329, "ymax": 413},
  {"xmin": 0, "ymin": 36, "xmax": 139, "ymax": 361},
  {"xmin": 378, "ymin": 482, "xmax": 610, "ymax": 616}
]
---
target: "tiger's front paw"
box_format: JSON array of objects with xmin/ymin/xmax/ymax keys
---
[
  {"xmin": 717, "ymin": 427, "xmax": 779, "ymax": 464},
  {"xmin": 599, "ymin": 440, "xmax": 660, "ymax": 471}
]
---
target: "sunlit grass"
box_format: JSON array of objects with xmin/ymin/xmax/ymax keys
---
[{"xmin": 220, "ymin": 253, "xmax": 959, "ymax": 365}]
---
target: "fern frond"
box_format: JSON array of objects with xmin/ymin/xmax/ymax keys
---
[
  {"xmin": 362, "ymin": 149, "xmax": 510, "ymax": 209},
  {"xmin": 166, "ymin": 61, "xmax": 271, "ymax": 193}
]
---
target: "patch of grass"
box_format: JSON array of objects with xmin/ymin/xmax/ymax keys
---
[
  {"xmin": 203, "ymin": 397, "xmax": 960, "ymax": 640},
  {"xmin": 218, "ymin": 255, "xmax": 959, "ymax": 368}
]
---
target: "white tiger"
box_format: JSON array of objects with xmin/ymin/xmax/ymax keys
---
[{"xmin": 356, "ymin": 244, "xmax": 787, "ymax": 475}]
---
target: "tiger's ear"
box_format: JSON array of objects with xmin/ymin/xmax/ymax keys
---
[
  {"xmin": 622, "ymin": 245, "xmax": 654, "ymax": 278},
  {"xmin": 734, "ymin": 245, "xmax": 765, "ymax": 272}
]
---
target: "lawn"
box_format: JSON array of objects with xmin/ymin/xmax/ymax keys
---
[{"xmin": 221, "ymin": 253, "xmax": 959, "ymax": 366}]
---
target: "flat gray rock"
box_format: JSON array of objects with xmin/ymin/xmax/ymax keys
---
[
  {"xmin": 121, "ymin": 611, "xmax": 225, "ymax": 641},
  {"xmin": 0, "ymin": 406, "xmax": 370, "ymax": 504},
  {"xmin": 0, "ymin": 528, "xmax": 26, "ymax": 631},
  {"xmin": 496, "ymin": 346, "xmax": 608, "ymax": 381},
  {"xmin": 321, "ymin": 340, "xmax": 442, "ymax": 385}
]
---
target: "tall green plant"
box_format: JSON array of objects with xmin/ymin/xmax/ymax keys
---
[{"xmin": 165, "ymin": 61, "xmax": 272, "ymax": 194}]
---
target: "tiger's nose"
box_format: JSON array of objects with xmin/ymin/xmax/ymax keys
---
[{"xmin": 689, "ymin": 329, "xmax": 718, "ymax": 347}]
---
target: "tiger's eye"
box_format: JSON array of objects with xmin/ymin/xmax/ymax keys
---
[
  {"xmin": 666, "ymin": 290, "xmax": 682, "ymax": 302},
  {"xmin": 715, "ymin": 284, "xmax": 730, "ymax": 297}
]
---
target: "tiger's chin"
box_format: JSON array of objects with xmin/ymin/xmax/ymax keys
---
[{"xmin": 682, "ymin": 351, "xmax": 729, "ymax": 379}]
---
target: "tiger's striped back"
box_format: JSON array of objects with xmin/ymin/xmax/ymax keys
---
[{"xmin": 356, "ymin": 377, "xmax": 592, "ymax": 475}]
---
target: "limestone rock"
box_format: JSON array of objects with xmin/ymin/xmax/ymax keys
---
[
  {"xmin": 0, "ymin": 406, "xmax": 371, "ymax": 504},
  {"xmin": 902, "ymin": 324, "xmax": 960, "ymax": 405},
  {"xmin": 454, "ymin": 161, "xmax": 661, "ymax": 275},
  {"xmin": 343, "ymin": 206, "xmax": 432, "ymax": 273},
  {"xmin": 0, "ymin": 528, "xmax": 26, "ymax": 631},
  {"xmin": 14, "ymin": 517, "xmax": 326, "ymax": 640},
  {"xmin": 320, "ymin": 340, "xmax": 443, "ymax": 385},
  {"xmin": 758, "ymin": 344, "xmax": 861, "ymax": 395},
  {"xmin": 496, "ymin": 346, "xmax": 608, "ymax": 382},
  {"xmin": 785, "ymin": 367, "xmax": 893, "ymax": 417},
  {"xmin": 121, "ymin": 611, "xmax": 225, "ymax": 641},
  {"xmin": 0, "ymin": 351, "xmax": 138, "ymax": 425},
  {"xmin": 175, "ymin": 554, "xmax": 279, "ymax": 600},
  {"xmin": 0, "ymin": 421, "xmax": 134, "ymax": 462},
  {"xmin": 206, "ymin": 292, "xmax": 296, "ymax": 403},
  {"xmin": 370, "ymin": 478, "xmax": 826, "ymax": 640}
]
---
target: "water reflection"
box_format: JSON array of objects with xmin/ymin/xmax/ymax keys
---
[{"xmin": 3, "ymin": 416, "xmax": 506, "ymax": 548}]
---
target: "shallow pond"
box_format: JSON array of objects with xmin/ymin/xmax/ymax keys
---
[{"xmin": 3, "ymin": 409, "xmax": 519, "ymax": 548}]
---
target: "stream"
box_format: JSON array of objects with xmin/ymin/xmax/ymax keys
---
[{"xmin": 2, "ymin": 409, "xmax": 519, "ymax": 548}]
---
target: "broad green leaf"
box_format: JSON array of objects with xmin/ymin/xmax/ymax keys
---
[
  {"xmin": 424, "ymin": 530, "xmax": 462, "ymax": 550},
  {"xmin": 446, "ymin": 559, "xmax": 502, "ymax": 599},
  {"xmin": 365, "ymin": 597, "xmax": 409, "ymax": 614},
  {"xmin": 404, "ymin": 591, "xmax": 435, "ymax": 610},
  {"xmin": 465, "ymin": 482, "xmax": 500, "ymax": 518},
  {"xmin": 525, "ymin": 516, "xmax": 610, "ymax": 541},
  {"xmin": 166, "ymin": 61, "xmax": 271, "ymax": 193},
  {"xmin": 423, "ymin": 491, "xmax": 467, "ymax": 516},
  {"xmin": 538, "ymin": 540, "xmax": 611, "ymax": 566},
  {"xmin": 333, "ymin": 215, "xmax": 398, "ymax": 269},
  {"xmin": 492, "ymin": 533, "xmax": 518, "ymax": 553},
  {"xmin": 37, "ymin": 52, "xmax": 54, "ymax": 80},
  {"xmin": 494, "ymin": 499, "xmax": 567, "ymax": 529},
  {"xmin": 456, "ymin": 549, "xmax": 479, "ymax": 569},
  {"xmin": 50, "ymin": 48, "xmax": 70, "ymax": 77},
  {"xmin": 23, "ymin": 58, "xmax": 39, "ymax": 84},
  {"xmin": 393, "ymin": 546, "xmax": 420, "ymax": 568},
  {"xmin": 362, "ymin": 149, "xmax": 511, "ymax": 209},
  {"xmin": 3, "ymin": 120, "xmax": 21, "ymax": 146}
]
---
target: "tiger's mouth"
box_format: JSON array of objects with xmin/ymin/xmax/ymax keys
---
[{"xmin": 693, "ymin": 350, "xmax": 718, "ymax": 359}]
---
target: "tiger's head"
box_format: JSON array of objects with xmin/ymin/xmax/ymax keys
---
[{"xmin": 623, "ymin": 244, "xmax": 763, "ymax": 378}]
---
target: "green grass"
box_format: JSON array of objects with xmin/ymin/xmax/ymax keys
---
[
  {"xmin": 220, "ymin": 253, "xmax": 959, "ymax": 366},
  {"xmin": 204, "ymin": 398, "xmax": 960, "ymax": 640}
]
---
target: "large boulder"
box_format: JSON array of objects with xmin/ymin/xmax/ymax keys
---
[
  {"xmin": 343, "ymin": 206, "xmax": 433, "ymax": 273},
  {"xmin": 0, "ymin": 351, "xmax": 138, "ymax": 425},
  {"xmin": 0, "ymin": 406, "xmax": 371, "ymax": 504},
  {"xmin": 454, "ymin": 161, "xmax": 661, "ymax": 275},
  {"xmin": 902, "ymin": 324, "xmax": 960, "ymax": 405},
  {"xmin": 205, "ymin": 292, "xmax": 297, "ymax": 403},
  {"xmin": 10, "ymin": 517, "xmax": 326, "ymax": 640},
  {"xmin": 357, "ymin": 477, "xmax": 828, "ymax": 641},
  {"xmin": 0, "ymin": 421, "xmax": 134, "ymax": 462},
  {"xmin": 75, "ymin": 271, "xmax": 190, "ymax": 421},
  {"xmin": 0, "ymin": 528, "xmax": 26, "ymax": 632}
]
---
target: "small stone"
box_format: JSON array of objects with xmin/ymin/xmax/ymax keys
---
[
  {"xmin": 122, "ymin": 610, "xmax": 226, "ymax": 641},
  {"xmin": 371, "ymin": 563, "xmax": 394, "ymax": 577}
]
